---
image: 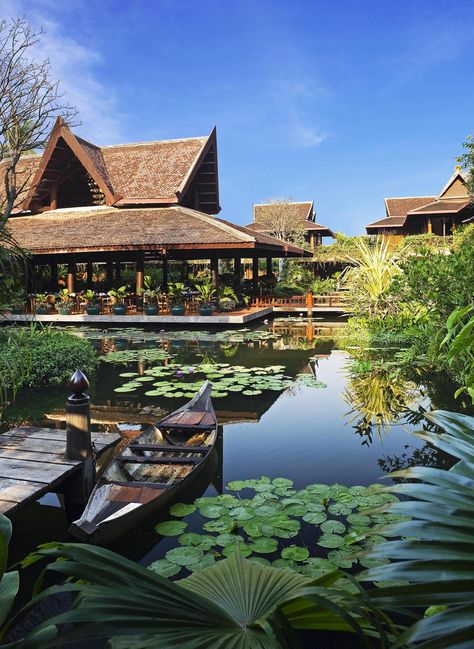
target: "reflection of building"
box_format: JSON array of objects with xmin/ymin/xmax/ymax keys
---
[
  {"xmin": 245, "ymin": 201, "xmax": 334, "ymax": 250},
  {"xmin": 366, "ymin": 170, "xmax": 474, "ymax": 245}
]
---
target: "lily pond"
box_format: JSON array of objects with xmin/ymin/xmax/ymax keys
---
[{"xmin": 3, "ymin": 318, "xmax": 462, "ymax": 575}]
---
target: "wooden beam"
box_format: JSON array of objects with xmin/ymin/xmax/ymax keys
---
[
  {"xmin": 67, "ymin": 263, "xmax": 76, "ymax": 294},
  {"xmin": 162, "ymin": 257, "xmax": 169, "ymax": 292},
  {"xmin": 136, "ymin": 257, "xmax": 144, "ymax": 293},
  {"xmin": 210, "ymin": 257, "xmax": 219, "ymax": 290},
  {"xmin": 252, "ymin": 257, "xmax": 259, "ymax": 293}
]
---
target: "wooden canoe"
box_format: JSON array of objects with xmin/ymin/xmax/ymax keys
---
[{"xmin": 69, "ymin": 381, "xmax": 217, "ymax": 545}]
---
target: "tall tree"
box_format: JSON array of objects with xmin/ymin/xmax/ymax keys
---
[
  {"xmin": 256, "ymin": 198, "xmax": 306, "ymax": 246},
  {"xmin": 0, "ymin": 17, "xmax": 76, "ymax": 220},
  {"xmin": 0, "ymin": 17, "xmax": 76, "ymax": 273},
  {"xmin": 457, "ymin": 136, "xmax": 474, "ymax": 196}
]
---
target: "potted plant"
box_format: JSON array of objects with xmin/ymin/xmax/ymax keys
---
[
  {"xmin": 56, "ymin": 288, "xmax": 75, "ymax": 314},
  {"xmin": 84, "ymin": 289, "xmax": 100, "ymax": 315},
  {"xmin": 195, "ymin": 280, "xmax": 216, "ymax": 316},
  {"xmin": 168, "ymin": 282, "xmax": 186, "ymax": 316},
  {"xmin": 138, "ymin": 276, "xmax": 160, "ymax": 316},
  {"xmin": 34, "ymin": 293, "xmax": 52, "ymax": 314},
  {"xmin": 108, "ymin": 285, "xmax": 129, "ymax": 315},
  {"xmin": 218, "ymin": 286, "xmax": 238, "ymax": 312},
  {"xmin": 9, "ymin": 290, "xmax": 27, "ymax": 315}
]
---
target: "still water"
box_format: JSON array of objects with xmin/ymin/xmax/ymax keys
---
[{"xmin": 5, "ymin": 317, "xmax": 451, "ymax": 566}]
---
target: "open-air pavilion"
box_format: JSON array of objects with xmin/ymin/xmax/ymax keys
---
[{"xmin": 4, "ymin": 118, "xmax": 309, "ymax": 319}]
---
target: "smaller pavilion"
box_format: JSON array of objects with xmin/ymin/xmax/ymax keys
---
[
  {"xmin": 245, "ymin": 201, "xmax": 334, "ymax": 251},
  {"xmin": 366, "ymin": 169, "xmax": 474, "ymax": 244},
  {"xmin": 4, "ymin": 119, "xmax": 309, "ymax": 298}
]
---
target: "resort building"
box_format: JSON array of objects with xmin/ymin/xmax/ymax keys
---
[
  {"xmin": 3, "ymin": 119, "xmax": 309, "ymax": 296},
  {"xmin": 365, "ymin": 169, "xmax": 474, "ymax": 243},
  {"xmin": 245, "ymin": 201, "xmax": 334, "ymax": 250}
]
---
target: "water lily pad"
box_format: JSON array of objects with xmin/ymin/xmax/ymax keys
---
[
  {"xmin": 222, "ymin": 543, "xmax": 251, "ymax": 558},
  {"xmin": 327, "ymin": 549, "xmax": 356, "ymax": 569},
  {"xmin": 254, "ymin": 503, "xmax": 280, "ymax": 517},
  {"xmin": 229, "ymin": 506, "xmax": 255, "ymax": 521},
  {"xmin": 249, "ymin": 557, "xmax": 271, "ymax": 566},
  {"xmin": 169, "ymin": 503, "xmax": 196, "ymax": 517},
  {"xmin": 188, "ymin": 554, "xmax": 216, "ymax": 572},
  {"xmin": 178, "ymin": 532, "xmax": 205, "ymax": 546},
  {"xmin": 328, "ymin": 503, "xmax": 353, "ymax": 516},
  {"xmin": 318, "ymin": 534, "xmax": 344, "ymax": 548},
  {"xmin": 114, "ymin": 386, "xmax": 137, "ymax": 393},
  {"xmin": 347, "ymin": 513, "xmax": 372, "ymax": 526},
  {"xmin": 281, "ymin": 545, "xmax": 309, "ymax": 562},
  {"xmin": 155, "ymin": 520, "xmax": 187, "ymax": 536},
  {"xmin": 215, "ymin": 533, "xmax": 244, "ymax": 547},
  {"xmin": 249, "ymin": 537, "xmax": 278, "ymax": 554},
  {"xmin": 302, "ymin": 511, "xmax": 327, "ymax": 525},
  {"xmin": 272, "ymin": 558, "xmax": 297, "ymax": 571},
  {"xmin": 148, "ymin": 559, "xmax": 181, "ymax": 578},
  {"xmin": 119, "ymin": 372, "xmax": 140, "ymax": 377},
  {"xmin": 199, "ymin": 504, "xmax": 227, "ymax": 519},
  {"xmin": 166, "ymin": 546, "xmax": 202, "ymax": 566},
  {"xmin": 203, "ymin": 517, "xmax": 235, "ymax": 533},
  {"xmin": 320, "ymin": 520, "xmax": 346, "ymax": 535}
]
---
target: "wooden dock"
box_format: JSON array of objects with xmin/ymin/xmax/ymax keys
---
[{"xmin": 0, "ymin": 427, "xmax": 120, "ymax": 515}]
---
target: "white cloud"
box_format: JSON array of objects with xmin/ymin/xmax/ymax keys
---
[{"xmin": 1, "ymin": 1, "xmax": 126, "ymax": 145}]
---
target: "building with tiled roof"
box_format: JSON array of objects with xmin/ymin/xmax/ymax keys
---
[
  {"xmin": 4, "ymin": 119, "xmax": 309, "ymax": 296},
  {"xmin": 245, "ymin": 200, "xmax": 334, "ymax": 250},
  {"xmin": 366, "ymin": 170, "xmax": 474, "ymax": 242}
]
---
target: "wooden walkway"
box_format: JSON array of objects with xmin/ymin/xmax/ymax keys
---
[{"xmin": 0, "ymin": 427, "xmax": 120, "ymax": 515}]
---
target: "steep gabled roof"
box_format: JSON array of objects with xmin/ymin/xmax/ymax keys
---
[
  {"xmin": 438, "ymin": 170, "xmax": 469, "ymax": 199},
  {"xmin": 23, "ymin": 117, "xmax": 118, "ymax": 210},
  {"xmin": 407, "ymin": 199, "xmax": 471, "ymax": 215},
  {"xmin": 253, "ymin": 201, "xmax": 314, "ymax": 223},
  {"xmin": 0, "ymin": 154, "xmax": 42, "ymax": 213}
]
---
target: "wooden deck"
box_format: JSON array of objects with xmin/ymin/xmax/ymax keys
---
[
  {"xmin": 250, "ymin": 294, "xmax": 347, "ymax": 314},
  {"xmin": 0, "ymin": 427, "xmax": 120, "ymax": 515}
]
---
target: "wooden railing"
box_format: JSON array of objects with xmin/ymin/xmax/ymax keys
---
[{"xmin": 250, "ymin": 293, "xmax": 347, "ymax": 310}]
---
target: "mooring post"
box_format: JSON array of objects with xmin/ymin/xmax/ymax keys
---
[{"xmin": 65, "ymin": 370, "xmax": 95, "ymax": 504}]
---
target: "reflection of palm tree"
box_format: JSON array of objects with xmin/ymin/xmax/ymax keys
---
[
  {"xmin": 221, "ymin": 343, "xmax": 240, "ymax": 358},
  {"xmin": 342, "ymin": 366, "xmax": 421, "ymax": 443}
]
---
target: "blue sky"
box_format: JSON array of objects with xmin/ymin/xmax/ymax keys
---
[{"xmin": 4, "ymin": 0, "xmax": 474, "ymax": 234}]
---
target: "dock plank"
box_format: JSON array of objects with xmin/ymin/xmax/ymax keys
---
[{"xmin": 0, "ymin": 427, "xmax": 121, "ymax": 516}]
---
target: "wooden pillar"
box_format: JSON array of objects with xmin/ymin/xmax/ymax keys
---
[
  {"xmin": 136, "ymin": 258, "xmax": 144, "ymax": 293},
  {"xmin": 115, "ymin": 260, "xmax": 121, "ymax": 284},
  {"xmin": 64, "ymin": 370, "xmax": 95, "ymax": 513},
  {"xmin": 106, "ymin": 259, "xmax": 113, "ymax": 290},
  {"xmin": 162, "ymin": 257, "xmax": 169, "ymax": 292},
  {"xmin": 233, "ymin": 257, "xmax": 241, "ymax": 293},
  {"xmin": 210, "ymin": 257, "xmax": 219, "ymax": 290},
  {"xmin": 427, "ymin": 218, "xmax": 432, "ymax": 234},
  {"xmin": 252, "ymin": 257, "xmax": 259, "ymax": 293},
  {"xmin": 50, "ymin": 263, "xmax": 58, "ymax": 292},
  {"xmin": 67, "ymin": 262, "xmax": 76, "ymax": 294},
  {"xmin": 50, "ymin": 184, "xmax": 58, "ymax": 211},
  {"xmin": 86, "ymin": 261, "xmax": 93, "ymax": 289},
  {"xmin": 266, "ymin": 256, "xmax": 272, "ymax": 276}
]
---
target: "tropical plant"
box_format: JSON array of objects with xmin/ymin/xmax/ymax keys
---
[
  {"xmin": 108, "ymin": 285, "xmax": 129, "ymax": 304},
  {"xmin": 137, "ymin": 275, "xmax": 160, "ymax": 305},
  {"xmin": 340, "ymin": 238, "xmax": 401, "ymax": 318},
  {"xmin": 5, "ymin": 542, "xmax": 390, "ymax": 649},
  {"xmin": 361, "ymin": 409, "xmax": 474, "ymax": 649},
  {"xmin": 168, "ymin": 281, "xmax": 186, "ymax": 306},
  {"xmin": 218, "ymin": 285, "xmax": 238, "ymax": 311},
  {"xmin": 0, "ymin": 516, "xmax": 19, "ymax": 641},
  {"xmin": 439, "ymin": 305, "xmax": 474, "ymax": 403},
  {"xmin": 195, "ymin": 280, "xmax": 217, "ymax": 306},
  {"xmin": 83, "ymin": 289, "xmax": 98, "ymax": 304}
]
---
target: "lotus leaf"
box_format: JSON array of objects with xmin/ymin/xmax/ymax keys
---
[
  {"xmin": 249, "ymin": 537, "xmax": 278, "ymax": 554},
  {"xmin": 215, "ymin": 533, "xmax": 244, "ymax": 547},
  {"xmin": 199, "ymin": 504, "xmax": 228, "ymax": 519},
  {"xmin": 148, "ymin": 558, "xmax": 181, "ymax": 578},
  {"xmin": 302, "ymin": 511, "xmax": 327, "ymax": 525},
  {"xmin": 222, "ymin": 543, "xmax": 251, "ymax": 558},
  {"xmin": 169, "ymin": 503, "xmax": 196, "ymax": 517},
  {"xmin": 327, "ymin": 503, "xmax": 353, "ymax": 516},
  {"xmin": 179, "ymin": 533, "xmax": 214, "ymax": 548},
  {"xmin": 281, "ymin": 545, "xmax": 309, "ymax": 562},
  {"xmin": 320, "ymin": 520, "xmax": 346, "ymax": 535},
  {"xmin": 318, "ymin": 534, "xmax": 344, "ymax": 548},
  {"xmin": 155, "ymin": 520, "xmax": 187, "ymax": 536},
  {"xmin": 165, "ymin": 546, "xmax": 202, "ymax": 566},
  {"xmin": 248, "ymin": 557, "xmax": 271, "ymax": 566},
  {"xmin": 187, "ymin": 554, "xmax": 216, "ymax": 572},
  {"xmin": 203, "ymin": 517, "xmax": 235, "ymax": 533}
]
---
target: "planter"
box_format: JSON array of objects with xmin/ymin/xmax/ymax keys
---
[
  {"xmin": 86, "ymin": 304, "xmax": 100, "ymax": 315},
  {"xmin": 170, "ymin": 305, "xmax": 185, "ymax": 316},
  {"xmin": 144, "ymin": 304, "xmax": 159, "ymax": 316},
  {"xmin": 113, "ymin": 305, "xmax": 128, "ymax": 315},
  {"xmin": 58, "ymin": 305, "xmax": 73, "ymax": 315},
  {"xmin": 198, "ymin": 305, "xmax": 214, "ymax": 316},
  {"xmin": 35, "ymin": 306, "xmax": 49, "ymax": 315}
]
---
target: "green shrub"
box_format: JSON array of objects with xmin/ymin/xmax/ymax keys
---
[{"xmin": 0, "ymin": 326, "xmax": 98, "ymax": 391}]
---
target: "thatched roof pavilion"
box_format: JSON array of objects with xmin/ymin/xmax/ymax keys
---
[{"xmin": 4, "ymin": 119, "xmax": 309, "ymax": 294}]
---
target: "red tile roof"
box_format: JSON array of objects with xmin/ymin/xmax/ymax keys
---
[
  {"xmin": 407, "ymin": 199, "xmax": 471, "ymax": 215},
  {"xmin": 366, "ymin": 216, "xmax": 406, "ymax": 230},
  {"xmin": 385, "ymin": 197, "xmax": 436, "ymax": 216}
]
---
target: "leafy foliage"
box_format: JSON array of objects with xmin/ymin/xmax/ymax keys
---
[
  {"xmin": 150, "ymin": 478, "xmax": 399, "ymax": 580},
  {"xmin": 361, "ymin": 410, "xmax": 474, "ymax": 649}
]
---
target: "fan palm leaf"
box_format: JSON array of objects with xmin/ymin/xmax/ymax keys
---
[{"xmin": 360, "ymin": 410, "xmax": 474, "ymax": 649}]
